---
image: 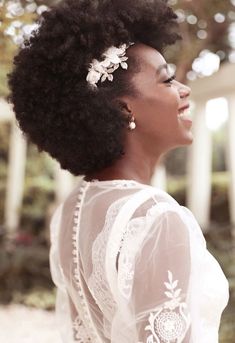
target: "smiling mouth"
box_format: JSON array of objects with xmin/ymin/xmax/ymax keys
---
[
  {"xmin": 178, "ymin": 105, "xmax": 191, "ymax": 119},
  {"xmin": 178, "ymin": 104, "xmax": 190, "ymax": 116},
  {"xmin": 177, "ymin": 106, "xmax": 192, "ymax": 125}
]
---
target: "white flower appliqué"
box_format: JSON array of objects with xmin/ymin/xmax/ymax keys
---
[
  {"xmin": 144, "ymin": 271, "xmax": 191, "ymax": 343},
  {"xmin": 86, "ymin": 42, "xmax": 134, "ymax": 88}
]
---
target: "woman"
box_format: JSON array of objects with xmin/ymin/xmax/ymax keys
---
[{"xmin": 8, "ymin": 0, "xmax": 229, "ymax": 342}]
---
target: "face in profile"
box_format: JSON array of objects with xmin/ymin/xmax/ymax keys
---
[{"xmin": 123, "ymin": 43, "xmax": 193, "ymax": 156}]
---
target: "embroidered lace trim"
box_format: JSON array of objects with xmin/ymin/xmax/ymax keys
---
[
  {"xmin": 144, "ymin": 270, "xmax": 191, "ymax": 343},
  {"xmin": 88, "ymin": 198, "xmax": 128, "ymax": 317},
  {"xmin": 84, "ymin": 178, "xmax": 143, "ymax": 188},
  {"xmin": 72, "ymin": 315, "xmax": 92, "ymax": 343},
  {"xmin": 117, "ymin": 217, "xmax": 146, "ymax": 299},
  {"xmin": 117, "ymin": 204, "xmax": 163, "ymax": 299}
]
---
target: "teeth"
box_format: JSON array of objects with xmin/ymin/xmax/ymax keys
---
[{"xmin": 178, "ymin": 108, "xmax": 191, "ymax": 117}]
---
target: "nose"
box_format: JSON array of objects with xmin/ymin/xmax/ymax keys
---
[{"xmin": 178, "ymin": 83, "xmax": 191, "ymax": 99}]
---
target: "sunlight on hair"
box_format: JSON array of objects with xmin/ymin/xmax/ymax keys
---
[{"xmin": 206, "ymin": 97, "xmax": 229, "ymax": 131}]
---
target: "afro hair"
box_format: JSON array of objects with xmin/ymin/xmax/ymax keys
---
[{"xmin": 8, "ymin": 0, "xmax": 180, "ymax": 176}]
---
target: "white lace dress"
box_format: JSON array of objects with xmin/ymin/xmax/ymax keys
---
[{"xmin": 49, "ymin": 178, "xmax": 229, "ymax": 343}]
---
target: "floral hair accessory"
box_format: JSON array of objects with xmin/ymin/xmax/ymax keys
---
[{"xmin": 86, "ymin": 42, "xmax": 134, "ymax": 88}]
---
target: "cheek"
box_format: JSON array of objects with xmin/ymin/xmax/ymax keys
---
[
  {"xmin": 156, "ymin": 87, "xmax": 179, "ymax": 112},
  {"xmin": 134, "ymin": 88, "xmax": 179, "ymax": 127}
]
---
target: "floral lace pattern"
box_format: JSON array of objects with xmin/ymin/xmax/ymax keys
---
[
  {"xmin": 72, "ymin": 315, "xmax": 92, "ymax": 343},
  {"xmin": 117, "ymin": 217, "xmax": 147, "ymax": 299},
  {"xmin": 144, "ymin": 271, "xmax": 191, "ymax": 343},
  {"xmin": 117, "ymin": 251, "xmax": 134, "ymax": 299}
]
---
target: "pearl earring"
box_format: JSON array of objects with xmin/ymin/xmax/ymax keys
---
[{"xmin": 128, "ymin": 116, "xmax": 136, "ymax": 130}]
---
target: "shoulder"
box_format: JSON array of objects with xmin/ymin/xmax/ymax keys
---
[
  {"xmin": 99, "ymin": 184, "xmax": 187, "ymax": 230},
  {"xmin": 109, "ymin": 185, "xmax": 192, "ymax": 239},
  {"xmin": 121, "ymin": 184, "xmax": 182, "ymax": 218},
  {"xmin": 125, "ymin": 186, "xmax": 198, "ymax": 239}
]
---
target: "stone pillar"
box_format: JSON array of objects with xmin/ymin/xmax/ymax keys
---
[
  {"xmin": 186, "ymin": 102, "xmax": 212, "ymax": 231},
  {"xmin": 226, "ymin": 95, "xmax": 235, "ymax": 229},
  {"xmin": 151, "ymin": 162, "xmax": 167, "ymax": 190},
  {"xmin": 5, "ymin": 123, "xmax": 27, "ymax": 234},
  {"xmin": 54, "ymin": 162, "xmax": 75, "ymax": 203},
  {"xmin": 0, "ymin": 98, "xmax": 14, "ymax": 121}
]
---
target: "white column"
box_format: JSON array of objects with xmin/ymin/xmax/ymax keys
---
[
  {"xmin": 186, "ymin": 102, "xmax": 212, "ymax": 231},
  {"xmin": 226, "ymin": 95, "xmax": 235, "ymax": 228},
  {"xmin": 5, "ymin": 123, "xmax": 27, "ymax": 234},
  {"xmin": 0, "ymin": 98, "xmax": 14, "ymax": 121},
  {"xmin": 151, "ymin": 162, "xmax": 167, "ymax": 190},
  {"xmin": 54, "ymin": 162, "xmax": 75, "ymax": 203}
]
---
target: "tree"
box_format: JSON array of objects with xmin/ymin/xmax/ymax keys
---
[
  {"xmin": 169, "ymin": 0, "xmax": 235, "ymax": 82},
  {"xmin": 0, "ymin": 0, "xmax": 54, "ymax": 96},
  {"xmin": 0, "ymin": 0, "xmax": 235, "ymax": 96}
]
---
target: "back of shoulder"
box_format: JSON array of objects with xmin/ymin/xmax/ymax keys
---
[{"xmin": 124, "ymin": 184, "xmax": 181, "ymax": 219}]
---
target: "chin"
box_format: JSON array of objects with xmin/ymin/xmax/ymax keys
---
[
  {"xmin": 185, "ymin": 132, "xmax": 194, "ymax": 144},
  {"xmin": 180, "ymin": 131, "xmax": 194, "ymax": 146},
  {"xmin": 172, "ymin": 134, "xmax": 194, "ymax": 149}
]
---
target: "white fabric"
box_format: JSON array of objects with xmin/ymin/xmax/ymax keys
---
[{"xmin": 49, "ymin": 178, "xmax": 229, "ymax": 343}]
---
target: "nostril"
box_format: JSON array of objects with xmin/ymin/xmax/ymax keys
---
[{"xmin": 179, "ymin": 87, "xmax": 190, "ymax": 98}]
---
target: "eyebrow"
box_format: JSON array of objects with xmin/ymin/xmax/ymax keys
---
[{"xmin": 156, "ymin": 63, "xmax": 169, "ymax": 75}]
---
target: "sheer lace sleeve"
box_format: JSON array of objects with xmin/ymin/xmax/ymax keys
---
[
  {"xmin": 107, "ymin": 197, "xmax": 192, "ymax": 343},
  {"xmin": 131, "ymin": 206, "xmax": 192, "ymax": 343}
]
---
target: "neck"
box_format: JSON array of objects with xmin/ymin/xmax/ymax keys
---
[{"xmin": 86, "ymin": 133, "xmax": 166, "ymax": 185}]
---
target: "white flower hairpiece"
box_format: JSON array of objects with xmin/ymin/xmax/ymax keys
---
[{"xmin": 86, "ymin": 42, "xmax": 134, "ymax": 88}]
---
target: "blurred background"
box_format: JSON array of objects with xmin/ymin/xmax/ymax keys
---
[{"xmin": 0, "ymin": 0, "xmax": 235, "ymax": 342}]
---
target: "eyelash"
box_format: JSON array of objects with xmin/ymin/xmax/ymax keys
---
[{"xmin": 163, "ymin": 75, "xmax": 176, "ymax": 84}]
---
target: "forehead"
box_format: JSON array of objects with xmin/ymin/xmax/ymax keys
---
[{"xmin": 128, "ymin": 43, "xmax": 167, "ymax": 72}]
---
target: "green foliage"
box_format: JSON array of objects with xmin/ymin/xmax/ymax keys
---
[
  {"xmin": 0, "ymin": 122, "xmax": 56, "ymax": 229},
  {"xmin": 0, "ymin": 121, "xmax": 10, "ymax": 162},
  {"xmin": 0, "ymin": 122, "xmax": 10, "ymax": 221},
  {"xmin": 0, "ymin": 1, "xmax": 38, "ymax": 97},
  {"xmin": 12, "ymin": 287, "xmax": 56, "ymax": 310},
  {"xmin": 167, "ymin": 175, "xmax": 187, "ymax": 206},
  {"xmin": 20, "ymin": 175, "xmax": 55, "ymax": 234},
  {"xmin": 169, "ymin": 0, "xmax": 235, "ymax": 82},
  {"xmin": 20, "ymin": 146, "xmax": 55, "ymax": 234},
  {"xmin": 0, "ymin": 244, "xmax": 54, "ymax": 304},
  {"xmin": 165, "ymin": 126, "xmax": 228, "ymax": 178},
  {"xmin": 210, "ymin": 172, "xmax": 230, "ymax": 224},
  {"xmin": 212, "ymin": 125, "xmax": 227, "ymax": 172},
  {"xmin": 205, "ymin": 227, "xmax": 235, "ymax": 343},
  {"xmin": 0, "ymin": 64, "xmax": 11, "ymax": 97},
  {"xmin": 165, "ymin": 147, "xmax": 188, "ymax": 176}
]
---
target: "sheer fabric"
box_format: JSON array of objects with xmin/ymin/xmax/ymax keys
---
[{"xmin": 49, "ymin": 178, "xmax": 229, "ymax": 343}]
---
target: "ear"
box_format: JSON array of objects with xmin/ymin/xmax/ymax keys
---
[{"xmin": 115, "ymin": 97, "xmax": 133, "ymax": 115}]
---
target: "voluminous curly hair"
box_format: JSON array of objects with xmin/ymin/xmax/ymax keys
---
[{"xmin": 8, "ymin": 0, "xmax": 180, "ymax": 176}]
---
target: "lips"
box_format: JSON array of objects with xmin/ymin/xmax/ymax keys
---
[
  {"xmin": 177, "ymin": 104, "xmax": 192, "ymax": 126},
  {"xmin": 178, "ymin": 104, "xmax": 190, "ymax": 114}
]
